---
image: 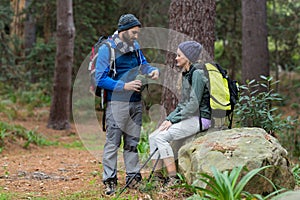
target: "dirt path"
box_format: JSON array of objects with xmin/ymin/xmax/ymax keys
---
[
  {"xmin": 0, "ymin": 146, "xmax": 103, "ymax": 199},
  {"xmin": 0, "ymin": 116, "xmax": 106, "ymax": 199},
  {"xmin": 0, "ymin": 117, "xmax": 181, "ymax": 199}
]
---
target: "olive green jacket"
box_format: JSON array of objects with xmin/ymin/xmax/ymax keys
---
[{"xmin": 166, "ymin": 64, "xmax": 211, "ymax": 124}]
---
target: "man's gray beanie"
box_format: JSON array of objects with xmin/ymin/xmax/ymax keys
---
[
  {"xmin": 118, "ymin": 14, "xmax": 141, "ymax": 32},
  {"xmin": 178, "ymin": 41, "xmax": 202, "ymax": 63}
]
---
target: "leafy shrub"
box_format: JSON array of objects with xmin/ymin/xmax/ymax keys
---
[
  {"xmin": 23, "ymin": 40, "xmax": 56, "ymax": 89},
  {"xmin": 235, "ymin": 76, "xmax": 297, "ymax": 134},
  {"xmin": 0, "ymin": 83, "xmax": 51, "ymax": 120},
  {"xmin": 0, "ymin": 121, "xmax": 56, "ymax": 151},
  {"xmin": 186, "ymin": 165, "xmax": 285, "ymax": 200},
  {"xmin": 234, "ymin": 75, "xmax": 300, "ymax": 157},
  {"xmin": 292, "ymin": 164, "xmax": 300, "ymax": 186},
  {"xmin": 138, "ymin": 122, "xmax": 157, "ymax": 163}
]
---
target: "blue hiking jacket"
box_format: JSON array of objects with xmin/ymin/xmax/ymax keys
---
[{"xmin": 95, "ymin": 38, "xmax": 158, "ymax": 102}]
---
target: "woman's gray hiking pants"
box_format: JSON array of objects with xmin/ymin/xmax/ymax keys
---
[{"xmin": 149, "ymin": 117, "xmax": 211, "ymax": 160}]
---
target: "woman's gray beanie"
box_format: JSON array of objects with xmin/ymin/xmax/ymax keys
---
[
  {"xmin": 118, "ymin": 14, "xmax": 141, "ymax": 32},
  {"xmin": 178, "ymin": 41, "xmax": 202, "ymax": 63}
]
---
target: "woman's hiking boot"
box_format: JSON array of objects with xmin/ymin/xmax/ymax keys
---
[
  {"xmin": 164, "ymin": 176, "xmax": 181, "ymax": 188},
  {"xmin": 151, "ymin": 175, "xmax": 167, "ymax": 188},
  {"xmin": 158, "ymin": 176, "xmax": 181, "ymax": 192}
]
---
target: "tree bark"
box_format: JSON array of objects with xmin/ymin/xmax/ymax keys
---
[
  {"xmin": 48, "ymin": 0, "xmax": 75, "ymax": 130},
  {"xmin": 242, "ymin": 0, "xmax": 269, "ymax": 84},
  {"xmin": 10, "ymin": 0, "xmax": 36, "ymax": 58},
  {"xmin": 10, "ymin": 0, "xmax": 26, "ymax": 58},
  {"xmin": 161, "ymin": 0, "xmax": 216, "ymax": 117},
  {"xmin": 23, "ymin": 0, "xmax": 36, "ymax": 54},
  {"xmin": 10, "ymin": 0, "xmax": 26, "ymax": 39},
  {"xmin": 43, "ymin": 0, "xmax": 53, "ymax": 44}
]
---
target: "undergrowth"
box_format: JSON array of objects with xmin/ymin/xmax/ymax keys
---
[
  {"xmin": 0, "ymin": 121, "xmax": 56, "ymax": 152},
  {"xmin": 234, "ymin": 75, "xmax": 300, "ymax": 157},
  {"xmin": 0, "ymin": 83, "xmax": 51, "ymax": 120}
]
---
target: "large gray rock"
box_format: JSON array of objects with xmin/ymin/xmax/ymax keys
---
[{"xmin": 178, "ymin": 127, "xmax": 295, "ymax": 194}]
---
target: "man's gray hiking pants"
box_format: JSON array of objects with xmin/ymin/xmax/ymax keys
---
[{"xmin": 102, "ymin": 101, "xmax": 142, "ymax": 183}]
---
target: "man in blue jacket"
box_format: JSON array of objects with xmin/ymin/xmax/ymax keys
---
[{"xmin": 95, "ymin": 14, "xmax": 159, "ymax": 195}]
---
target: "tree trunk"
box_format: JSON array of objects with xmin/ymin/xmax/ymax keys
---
[
  {"xmin": 10, "ymin": 0, "xmax": 36, "ymax": 54},
  {"xmin": 10, "ymin": 0, "xmax": 26, "ymax": 39},
  {"xmin": 161, "ymin": 0, "xmax": 216, "ymax": 117},
  {"xmin": 24, "ymin": 0, "xmax": 36, "ymax": 55},
  {"xmin": 10, "ymin": 0, "xmax": 26, "ymax": 58},
  {"xmin": 242, "ymin": 0, "xmax": 269, "ymax": 84},
  {"xmin": 43, "ymin": 0, "xmax": 53, "ymax": 44},
  {"xmin": 216, "ymin": 0, "xmax": 242, "ymax": 80},
  {"xmin": 48, "ymin": 0, "xmax": 75, "ymax": 130}
]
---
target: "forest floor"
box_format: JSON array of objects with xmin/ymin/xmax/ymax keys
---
[
  {"xmin": 0, "ymin": 72, "xmax": 299, "ymax": 200},
  {"xmin": 0, "ymin": 108, "xmax": 190, "ymax": 200}
]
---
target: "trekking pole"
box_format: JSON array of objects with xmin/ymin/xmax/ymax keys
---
[
  {"xmin": 117, "ymin": 147, "xmax": 158, "ymax": 198},
  {"xmin": 147, "ymin": 154, "xmax": 161, "ymax": 182}
]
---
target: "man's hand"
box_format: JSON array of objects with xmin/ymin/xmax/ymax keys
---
[
  {"xmin": 148, "ymin": 70, "xmax": 159, "ymax": 80},
  {"xmin": 124, "ymin": 80, "xmax": 142, "ymax": 92},
  {"xmin": 159, "ymin": 120, "xmax": 172, "ymax": 131}
]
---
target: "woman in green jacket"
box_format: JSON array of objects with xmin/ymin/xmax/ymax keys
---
[{"xmin": 149, "ymin": 41, "xmax": 211, "ymax": 187}]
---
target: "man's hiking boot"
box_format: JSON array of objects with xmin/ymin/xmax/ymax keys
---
[
  {"xmin": 104, "ymin": 179, "xmax": 117, "ymax": 195},
  {"xmin": 127, "ymin": 178, "xmax": 141, "ymax": 189},
  {"xmin": 126, "ymin": 175, "xmax": 142, "ymax": 189}
]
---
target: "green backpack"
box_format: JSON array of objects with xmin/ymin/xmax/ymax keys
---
[{"xmin": 189, "ymin": 62, "xmax": 239, "ymax": 128}]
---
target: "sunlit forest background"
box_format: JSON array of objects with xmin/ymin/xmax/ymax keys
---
[
  {"xmin": 0, "ymin": 0, "xmax": 299, "ymax": 199},
  {"xmin": 1, "ymin": 0, "xmax": 299, "ymax": 154}
]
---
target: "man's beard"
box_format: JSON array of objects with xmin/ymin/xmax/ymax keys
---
[{"xmin": 122, "ymin": 32, "xmax": 134, "ymax": 45}]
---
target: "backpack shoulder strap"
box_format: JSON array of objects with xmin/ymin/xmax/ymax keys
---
[
  {"xmin": 188, "ymin": 62, "xmax": 206, "ymax": 132},
  {"xmin": 93, "ymin": 40, "xmax": 116, "ymax": 78},
  {"xmin": 188, "ymin": 62, "xmax": 206, "ymax": 84},
  {"xmin": 103, "ymin": 41, "xmax": 116, "ymax": 77}
]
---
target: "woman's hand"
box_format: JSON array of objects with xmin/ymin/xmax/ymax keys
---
[{"xmin": 159, "ymin": 120, "xmax": 172, "ymax": 131}]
